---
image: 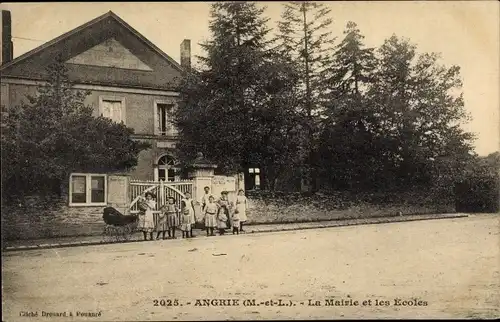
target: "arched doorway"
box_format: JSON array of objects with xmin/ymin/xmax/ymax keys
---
[{"xmin": 154, "ymin": 154, "xmax": 180, "ymax": 182}]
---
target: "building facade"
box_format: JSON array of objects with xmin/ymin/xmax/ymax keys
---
[{"xmin": 0, "ymin": 11, "xmax": 188, "ymax": 183}]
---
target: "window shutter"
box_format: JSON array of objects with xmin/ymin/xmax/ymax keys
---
[
  {"xmin": 102, "ymin": 100, "xmax": 122, "ymax": 123},
  {"xmin": 112, "ymin": 101, "xmax": 122, "ymax": 123},
  {"xmin": 102, "ymin": 101, "xmax": 112, "ymax": 119},
  {"xmin": 167, "ymin": 105, "xmax": 177, "ymax": 135},
  {"xmin": 156, "ymin": 106, "xmax": 162, "ymax": 134}
]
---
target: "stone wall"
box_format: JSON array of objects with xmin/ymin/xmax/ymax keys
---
[
  {"xmin": 1, "ymin": 195, "xmax": 107, "ymax": 240},
  {"xmin": 244, "ymin": 190, "xmax": 455, "ymax": 224},
  {"xmin": 1, "ymin": 177, "xmax": 456, "ymax": 241},
  {"xmin": 1, "ymin": 174, "xmax": 130, "ymax": 241}
]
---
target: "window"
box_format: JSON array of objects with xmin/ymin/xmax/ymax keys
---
[
  {"xmin": 155, "ymin": 154, "xmax": 180, "ymax": 182},
  {"xmin": 155, "ymin": 101, "xmax": 178, "ymax": 136},
  {"xmin": 157, "ymin": 103, "xmax": 169, "ymax": 135},
  {"xmin": 69, "ymin": 174, "xmax": 107, "ymax": 206},
  {"xmin": 158, "ymin": 168, "xmax": 177, "ymax": 182},
  {"xmin": 99, "ymin": 96, "xmax": 125, "ymax": 124},
  {"xmin": 246, "ymin": 167, "xmax": 261, "ymax": 190}
]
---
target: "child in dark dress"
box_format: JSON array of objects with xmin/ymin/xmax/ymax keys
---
[
  {"xmin": 156, "ymin": 204, "xmax": 168, "ymax": 240},
  {"xmin": 232, "ymin": 209, "xmax": 240, "ymax": 235},
  {"xmin": 217, "ymin": 207, "xmax": 228, "ymax": 235},
  {"xmin": 164, "ymin": 196, "xmax": 179, "ymax": 239},
  {"xmin": 217, "ymin": 191, "xmax": 231, "ymax": 235}
]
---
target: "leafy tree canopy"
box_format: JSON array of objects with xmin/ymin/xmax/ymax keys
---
[{"xmin": 175, "ymin": 2, "xmax": 304, "ymax": 190}]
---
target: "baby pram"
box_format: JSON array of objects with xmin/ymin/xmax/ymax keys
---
[{"xmin": 102, "ymin": 206, "xmax": 139, "ymax": 241}]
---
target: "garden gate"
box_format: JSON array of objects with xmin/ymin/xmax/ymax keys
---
[{"xmin": 129, "ymin": 180, "xmax": 193, "ymax": 225}]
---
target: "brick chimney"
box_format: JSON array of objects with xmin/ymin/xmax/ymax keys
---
[
  {"xmin": 1, "ymin": 10, "xmax": 13, "ymax": 65},
  {"xmin": 180, "ymin": 39, "xmax": 191, "ymax": 70}
]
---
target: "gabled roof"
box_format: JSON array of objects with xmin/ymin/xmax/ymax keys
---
[{"xmin": 0, "ymin": 11, "xmax": 183, "ymax": 72}]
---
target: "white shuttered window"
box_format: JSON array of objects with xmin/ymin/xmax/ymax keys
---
[
  {"xmin": 101, "ymin": 100, "xmax": 122, "ymax": 123},
  {"xmin": 99, "ymin": 96, "xmax": 125, "ymax": 124}
]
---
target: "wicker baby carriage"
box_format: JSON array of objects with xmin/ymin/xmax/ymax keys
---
[{"xmin": 102, "ymin": 206, "xmax": 139, "ymax": 241}]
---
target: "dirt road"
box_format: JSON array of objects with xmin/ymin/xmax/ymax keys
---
[{"xmin": 2, "ymin": 214, "xmax": 499, "ymax": 320}]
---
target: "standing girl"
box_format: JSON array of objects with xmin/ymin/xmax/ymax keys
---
[
  {"xmin": 200, "ymin": 186, "xmax": 212, "ymax": 212},
  {"xmin": 232, "ymin": 208, "xmax": 240, "ymax": 235},
  {"xmin": 235, "ymin": 189, "xmax": 249, "ymax": 232},
  {"xmin": 203, "ymin": 195, "xmax": 218, "ymax": 236},
  {"xmin": 164, "ymin": 196, "xmax": 179, "ymax": 239},
  {"xmin": 156, "ymin": 204, "xmax": 169, "ymax": 240},
  {"xmin": 137, "ymin": 192, "xmax": 156, "ymax": 241},
  {"xmin": 180, "ymin": 208, "xmax": 191, "ymax": 238},
  {"xmin": 217, "ymin": 191, "xmax": 231, "ymax": 235},
  {"xmin": 198, "ymin": 186, "xmax": 212, "ymax": 231},
  {"xmin": 181, "ymin": 192, "xmax": 196, "ymax": 238}
]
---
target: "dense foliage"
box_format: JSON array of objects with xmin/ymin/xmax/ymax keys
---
[
  {"xmin": 175, "ymin": 2, "xmax": 304, "ymax": 190},
  {"xmin": 455, "ymin": 152, "xmax": 499, "ymax": 213},
  {"xmin": 175, "ymin": 1, "xmax": 480, "ymax": 199},
  {"xmin": 274, "ymin": 1, "xmax": 337, "ymax": 189}
]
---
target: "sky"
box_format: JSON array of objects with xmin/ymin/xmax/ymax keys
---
[{"xmin": 1, "ymin": 1, "xmax": 498, "ymax": 156}]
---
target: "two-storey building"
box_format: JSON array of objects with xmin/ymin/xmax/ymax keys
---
[
  {"xmin": 0, "ymin": 10, "xmax": 251, "ymax": 240},
  {"xmin": 1, "ymin": 10, "xmax": 188, "ymax": 185}
]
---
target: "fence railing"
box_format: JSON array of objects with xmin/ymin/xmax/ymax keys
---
[{"xmin": 130, "ymin": 180, "xmax": 193, "ymax": 214}]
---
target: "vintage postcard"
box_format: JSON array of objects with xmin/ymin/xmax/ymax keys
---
[{"xmin": 1, "ymin": 1, "xmax": 499, "ymax": 321}]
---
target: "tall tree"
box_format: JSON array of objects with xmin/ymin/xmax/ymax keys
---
[
  {"xmin": 367, "ymin": 35, "xmax": 475, "ymax": 189},
  {"xmin": 275, "ymin": 1, "xmax": 336, "ymax": 191},
  {"xmin": 175, "ymin": 1, "xmax": 302, "ymax": 189},
  {"xmin": 1, "ymin": 55, "xmax": 150, "ymax": 200},
  {"xmin": 319, "ymin": 33, "xmax": 474, "ymax": 192},
  {"xmin": 323, "ymin": 21, "xmax": 376, "ymax": 99},
  {"xmin": 319, "ymin": 22, "xmax": 382, "ymax": 190}
]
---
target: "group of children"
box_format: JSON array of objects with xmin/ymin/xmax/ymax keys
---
[
  {"xmin": 136, "ymin": 187, "xmax": 248, "ymax": 241},
  {"xmin": 201, "ymin": 187, "xmax": 248, "ymax": 236}
]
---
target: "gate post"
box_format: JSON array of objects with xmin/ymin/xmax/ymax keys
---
[
  {"xmin": 107, "ymin": 174, "xmax": 131, "ymax": 215},
  {"xmin": 159, "ymin": 179, "xmax": 165, "ymax": 207},
  {"xmin": 187, "ymin": 152, "xmax": 217, "ymax": 206}
]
